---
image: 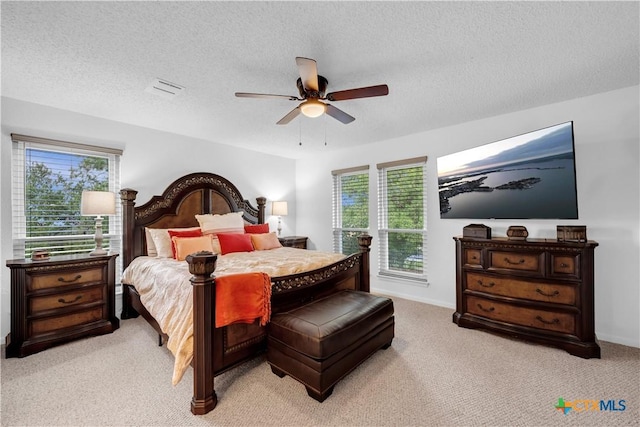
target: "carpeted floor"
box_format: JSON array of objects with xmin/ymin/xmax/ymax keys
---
[{"xmin": 1, "ymin": 296, "xmax": 638, "ymax": 426}]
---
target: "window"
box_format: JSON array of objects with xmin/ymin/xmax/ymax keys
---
[
  {"xmin": 11, "ymin": 134, "xmax": 122, "ymax": 259},
  {"xmin": 377, "ymin": 157, "xmax": 428, "ymax": 281},
  {"xmin": 332, "ymin": 165, "xmax": 369, "ymax": 255}
]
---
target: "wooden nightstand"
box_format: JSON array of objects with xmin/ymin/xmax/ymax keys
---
[
  {"xmin": 5, "ymin": 253, "xmax": 120, "ymax": 358},
  {"xmin": 278, "ymin": 236, "xmax": 308, "ymax": 249}
]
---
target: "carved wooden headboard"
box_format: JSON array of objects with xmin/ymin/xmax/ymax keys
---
[{"xmin": 120, "ymin": 172, "xmax": 266, "ymax": 268}]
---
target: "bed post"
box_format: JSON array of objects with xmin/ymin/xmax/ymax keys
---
[
  {"xmin": 186, "ymin": 251, "xmax": 218, "ymax": 415},
  {"xmin": 120, "ymin": 189, "xmax": 138, "ymax": 269},
  {"xmin": 358, "ymin": 234, "xmax": 372, "ymax": 293},
  {"xmin": 256, "ymin": 196, "xmax": 266, "ymax": 224}
]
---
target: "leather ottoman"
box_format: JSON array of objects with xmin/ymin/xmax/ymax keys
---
[{"xmin": 267, "ymin": 290, "xmax": 394, "ymax": 402}]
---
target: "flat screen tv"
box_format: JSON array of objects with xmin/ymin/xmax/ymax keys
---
[{"xmin": 437, "ymin": 122, "xmax": 579, "ymax": 219}]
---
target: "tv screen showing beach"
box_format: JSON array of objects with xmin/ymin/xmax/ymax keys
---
[{"xmin": 437, "ymin": 122, "xmax": 579, "ymax": 219}]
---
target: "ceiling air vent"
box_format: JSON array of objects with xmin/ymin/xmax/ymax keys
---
[{"xmin": 145, "ymin": 78, "xmax": 185, "ymax": 100}]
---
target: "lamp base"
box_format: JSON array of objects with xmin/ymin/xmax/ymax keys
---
[{"xmin": 89, "ymin": 248, "xmax": 109, "ymax": 256}]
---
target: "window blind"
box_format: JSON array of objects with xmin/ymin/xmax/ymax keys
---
[
  {"xmin": 377, "ymin": 157, "xmax": 428, "ymax": 282},
  {"xmin": 10, "ymin": 134, "xmax": 122, "ymax": 270},
  {"xmin": 332, "ymin": 165, "xmax": 369, "ymax": 255}
]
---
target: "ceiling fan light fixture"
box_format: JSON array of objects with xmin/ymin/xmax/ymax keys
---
[{"xmin": 300, "ymin": 99, "xmax": 326, "ymax": 118}]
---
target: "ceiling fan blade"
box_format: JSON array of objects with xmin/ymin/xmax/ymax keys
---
[
  {"xmin": 325, "ymin": 84, "xmax": 389, "ymax": 102},
  {"xmin": 295, "ymin": 57, "xmax": 319, "ymax": 92},
  {"xmin": 276, "ymin": 106, "xmax": 301, "ymax": 125},
  {"xmin": 235, "ymin": 92, "xmax": 300, "ymax": 101},
  {"xmin": 325, "ymin": 104, "xmax": 355, "ymax": 124}
]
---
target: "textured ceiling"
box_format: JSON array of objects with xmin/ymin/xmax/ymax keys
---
[{"xmin": 2, "ymin": 1, "xmax": 638, "ymax": 159}]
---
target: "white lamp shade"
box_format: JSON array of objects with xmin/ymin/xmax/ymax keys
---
[
  {"xmin": 272, "ymin": 201, "xmax": 288, "ymax": 216},
  {"xmin": 81, "ymin": 191, "xmax": 116, "ymax": 216}
]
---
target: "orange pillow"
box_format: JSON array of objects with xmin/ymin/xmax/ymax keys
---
[
  {"xmin": 168, "ymin": 228, "xmax": 203, "ymax": 258},
  {"xmin": 251, "ymin": 232, "xmax": 283, "ymax": 250},
  {"xmin": 171, "ymin": 235, "xmax": 215, "ymax": 261},
  {"xmin": 244, "ymin": 223, "xmax": 270, "ymax": 234},
  {"xmin": 218, "ymin": 233, "xmax": 254, "ymax": 255}
]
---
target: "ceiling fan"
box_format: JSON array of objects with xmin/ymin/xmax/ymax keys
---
[{"xmin": 235, "ymin": 57, "xmax": 389, "ymax": 125}]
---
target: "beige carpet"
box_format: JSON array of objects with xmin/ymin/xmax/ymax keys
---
[{"xmin": 2, "ymin": 296, "xmax": 638, "ymax": 426}]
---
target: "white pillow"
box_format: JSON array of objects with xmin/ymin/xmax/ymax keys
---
[
  {"xmin": 195, "ymin": 212, "xmax": 245, "ymax": 235},
  {"xmin": 145, "ymin": 227, "xmax": 200, "ymax": 258}
]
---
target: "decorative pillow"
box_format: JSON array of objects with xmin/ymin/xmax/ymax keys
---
[
  {"xmin": 195, "ymin": 212, "xmax": 245, "ymax": 236},
  {"xmin": 218, "ymin": 233, "xmax": 255, "ymax": 255},
  {"xmin": 251, "ymin": 232, "xmax": 283, "ymax": 251},
  {"xmin": 168, "ymin": 228, "xmax": 203, "ymax": 258},
  {"xmin": 172, "ymin": 235, "xmax": 215, "ymax": 261},
  {"xmin": 146, "ymin": 227, "xmax": 201, "ymax": 257},
  {"xmin": 244, "ymin": 223, "xmax": 270, "ymax": 234}
]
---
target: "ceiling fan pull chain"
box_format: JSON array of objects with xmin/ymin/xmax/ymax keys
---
[
  {"xmin": 324, "ymin": 115, "xmax": 328, "ymax": 146},
  {"xmin": 299, "ymin": 118, "xmax": 302, "ymax": 146}
]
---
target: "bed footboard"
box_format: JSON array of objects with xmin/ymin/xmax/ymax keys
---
[{"xmin": 185, "ymin": 235, "xmax": 372, "ymax": 415}]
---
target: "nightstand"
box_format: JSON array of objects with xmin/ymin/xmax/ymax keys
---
[
  {"xmin": 278, "ymin": 236, "xmax": 308, "ymax": 249},
  {"xmin": 5, "ymin": 253, "xmax": 120, "ymax": 358}
]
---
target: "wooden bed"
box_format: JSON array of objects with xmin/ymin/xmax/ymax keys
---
[{"xmin": 119, "ymin": 172, "xmax": 372, "ymax": 414}]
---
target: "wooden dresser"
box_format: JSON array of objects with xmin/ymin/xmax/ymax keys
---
[
  {"xmin": 278, "ymin": 236, "xmax": 308, "ymax": 249},
  {"xmin": 453, "ymin": 236, "xmax": 600, "ymax": 358},
  {"xmin": 6, "ymin": 253, "xmax": 120, "ymax": 358}
]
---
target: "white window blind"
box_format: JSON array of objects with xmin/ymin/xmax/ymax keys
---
[
  {"xmin": 332, "ymin": 165, "xmax": 369, "ymax": 255},
  {"xmin": 11, "ymin": 134, "xmax": 123, "ymax": 264},
  {"xmin": 377, "ymin": 157, "xmax": 428, "ymax": 282}
]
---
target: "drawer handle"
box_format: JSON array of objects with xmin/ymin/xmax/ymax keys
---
[
  {"xmin": 504, "ymin": 257, "xmax": 525, "ymax": 265},
  {"xmin": 477, "ymin": 303, "xmax": 495, "ymax": 313},
  {"xmin": 58, "ymin": 274, "xmax": 82, "ymax": 284},
  {"xmin": 535, "ymin": 315, "xmax": 560, "ymax": 325},
  {"xmin": 476, "ymin": 279, "xmax": 495, "ymax": 288},
  {"xmin": 560, "ymin": 262, "xmax": 569, "ymax": 268},
  {"xmin": 536, "ymin": 289, "xmax": 560, "ymax": 297},
  {"xmin": 58, "ymin": 295, "xmax": 82, "ymax": 304}
]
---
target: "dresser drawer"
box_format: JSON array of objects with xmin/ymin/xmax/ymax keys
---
[
  {"xmin": 466, "ymin": 272, "xmax": 576, "ymax": 305},
  {"xmin": 28, "ymin": 267, "xmax": 104, "ymax": 291},
  {"xmin": 464, "ymin": 249, "xmax": 482, "ymax": 267},
  {"xmin": 488, "ymin": 250, "xmax": 543, "ymax": 274},
  {"xmin": 29, "ymin": 286, "xmax": 105, "ymax": 314},
  {"xmin": 466, "ymin": 295, "xmax": 575, "ymax": 334},
  {"xmin": 550, "ymin": 253, "xmax": 580, "ymax": 278},
  {"xmin": 30, "ymin": 306, "xmax": 105, "ymax": 335}
]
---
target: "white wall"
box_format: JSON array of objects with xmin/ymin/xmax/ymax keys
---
[
  {"xmin": 296, "ymin": 85, "xmax": 640, "ymax": 348},
  {"xmin": 0, "ymin": 97, "xmax": 297, "ymax": 338}
]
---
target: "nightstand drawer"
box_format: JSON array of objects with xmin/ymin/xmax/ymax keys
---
[
  {"xmin": 466, "ymin": 272, "xmax": 576, "ymax": 305},
  {"xmin": 29, "ymin": 267, "xmax": 104, "ymax": 291},
  {"xmin": 30, "ymin": 286, "xmax": 105, "ymax": 313},
  {"xmin": 30, "ymin": 307, "xmax": 105, "ymax": 335}
]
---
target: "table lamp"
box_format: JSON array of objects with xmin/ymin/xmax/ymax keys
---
[{"xmin": 81, "ymin": 190, "xmax": 116, "ymax": 256}]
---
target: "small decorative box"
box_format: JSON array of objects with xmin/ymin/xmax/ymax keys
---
[
  {"xmin": 507, "ymin": 225, "xmax": 528, "ymax": 241},
  {"xmin": 557, "ymin": 225, "xmax": 587, "ymax": 242},
  {"xmin": 463, "ymin": 224, "xmax": 491, "ymax": 239}
]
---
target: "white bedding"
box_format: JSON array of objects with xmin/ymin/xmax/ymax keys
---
[{"xmin": 121, "ymin": 247, "xmax": 346, "ymax": 385}]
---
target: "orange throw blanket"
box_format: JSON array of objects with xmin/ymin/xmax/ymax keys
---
[{"xmin": 215, "ymin": 272, "xmax": 272, "ymax": 327}]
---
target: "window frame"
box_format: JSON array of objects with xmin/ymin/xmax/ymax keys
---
[
  {"xmin": 10, "ymin": 133, "xmax": 123, "ymax": 262},
  {"xmin": 377, "ymin": 156, "xmax": 428, "ymax": 283}
]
